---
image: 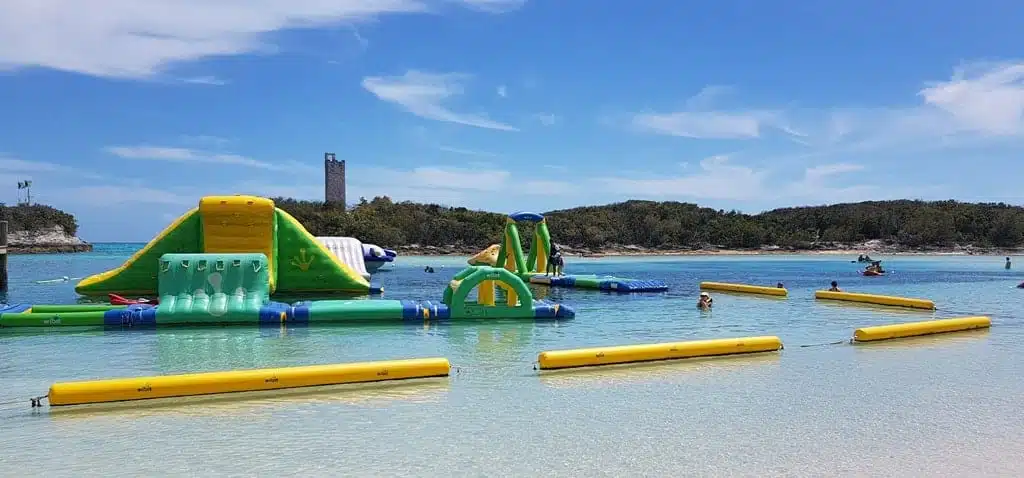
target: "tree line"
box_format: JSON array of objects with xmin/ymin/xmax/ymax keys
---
[
  {"xmin": 0, "ymin": 203, "xmax": 79, "ymax": 236},
  {"xmin": 273, "ymin": 196, "xmax": 1024, "ymax": 250},
  {"xmin": 8, "ymin": 196, "xmax": 1022, "ymax": 250}
]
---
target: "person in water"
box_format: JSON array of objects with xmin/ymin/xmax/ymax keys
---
[
  {"xmin": 829, "ymin": 281, "xmax": 841, "ymax": 292},
  {"xmin": 776, "ymin": 282, "xmax": 784, "ymax": 288},
  {"xmin": 697, "ymin": 291, "xmax": 713, "ymax": 309},
  {"xmin": 424, "ymin": 266, "xmax": 435, "ymax": 273},
  {"xmin": 1006, "ymin": 257, "xmax": 1012, "ymax": 270}
]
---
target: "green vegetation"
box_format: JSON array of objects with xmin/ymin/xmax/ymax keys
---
[
  {"xmin": 273, "ymin": 197, "xmax": 1024, "ymax": 251},
  {"xmin": 0, "ymin": 203, "xmax": 79, "ymax": 236}
]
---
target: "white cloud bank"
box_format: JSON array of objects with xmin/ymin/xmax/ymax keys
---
[
  {"xmin": 103, "ymin": 145, "xmax": 318, "ymax": 173},
  {"xmin": 632, "ymin": 62, "xmax": 1024, "ymax": 151},
  {"xmin": 0, "ymin": 0, "xmax": 524, "ymax": 79}
]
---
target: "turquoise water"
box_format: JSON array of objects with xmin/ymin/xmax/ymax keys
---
[{"xmin": 2, "ymin": 245, "xmax": 1022, "ymax": 476}]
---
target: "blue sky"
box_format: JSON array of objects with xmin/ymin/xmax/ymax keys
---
[{"xmin": 2, "ymin": 1, "xmax": 1024, "ymax": 242}]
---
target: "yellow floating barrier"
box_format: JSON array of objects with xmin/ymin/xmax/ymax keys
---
[
  {"xmin": 853, "ymin": 316, "xmax": 991, "ymax": 342},
  {"xmin": 815, "ymin": 290, "xmax": 935, "ymax": 310},
  {"xmin": 699, "ymin": 281, "xmax": 787, "ymax": 297},
  {"xmin": 47, "ymin": 358, "xmax": 450, "ymax": 406},
  {"xmin": 536, "ymin": 336, "xmax": 783, "ymax": 370}
]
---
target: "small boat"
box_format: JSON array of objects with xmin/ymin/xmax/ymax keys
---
[{"xmin": 108, "ymin": 294, "xmax": 159, "ymax": 306}]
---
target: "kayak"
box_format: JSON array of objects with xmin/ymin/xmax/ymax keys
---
[{"xmin": 108, "ymin": 294, "xmax": 159, "ymax": 306}]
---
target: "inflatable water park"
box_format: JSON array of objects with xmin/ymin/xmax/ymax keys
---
[
  {"xmin": 468, "ymin": 212, "xmax": 669, "ymax": 292},
  {"xmin": 0, "ymin": 195, "xmax": 572, "ymax": 329},
  {"xmin": 0, "ymin": 195, "xmax": 1003, "ymax": 411}
]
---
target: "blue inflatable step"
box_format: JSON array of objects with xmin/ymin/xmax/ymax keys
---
[{"xmin": 599, "ymin": 279, "xmax": 670, "ymax": 293}]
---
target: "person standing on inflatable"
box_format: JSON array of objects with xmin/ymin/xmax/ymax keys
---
[{"xmin": 547, "ymin": 243, "xmax": 565, "ymax": 277}]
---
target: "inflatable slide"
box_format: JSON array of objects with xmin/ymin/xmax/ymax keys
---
[
  {"xmin": 316, "ymin": 237, "xmax": 372, "ymax": 280},
  {"xmin": 75, "ymin": 196, "xmax": 376, "ymax": 297}
]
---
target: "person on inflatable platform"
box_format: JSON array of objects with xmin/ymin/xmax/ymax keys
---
[
  {"xmin": 547, "ymin": 244, "xmax": 564, "ymax": 276},
  {"xmin": 829, "ymin": 281, "xmax": 841, "ymax": 292}
]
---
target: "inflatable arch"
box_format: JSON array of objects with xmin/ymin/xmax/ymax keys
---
[{"xmin": 442, "ymin": 266, "xmax": 536, "ymax": 319}]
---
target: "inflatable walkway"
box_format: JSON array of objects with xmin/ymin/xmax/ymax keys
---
[
  {"xmin": 75, "ymin": 196, "xmax": 375, "ymax": 296},
  {"xmin": 472, "ymin": 212, "xmax": 668, "ymax": 293},
  {"xmin": 4, "ymin": 260, "xmax": 574, "ymax": 328}
]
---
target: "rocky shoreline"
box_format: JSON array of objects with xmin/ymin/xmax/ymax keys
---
[
  {"xmin": 5, "ymin": 225, "xmax": 93, "ymax": 255},
  {"xmin": 393, "ymin": 240, "xmax": 1024, "ymax": 257}
]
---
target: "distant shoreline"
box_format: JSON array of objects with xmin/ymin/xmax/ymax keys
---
[
  {"xmin": 394, "ymin": 244, "xmax": 1023, "ymax": 258},
  {"xmin": 6, "ymin": 244, "xmax": 94, "ymax": 254}
]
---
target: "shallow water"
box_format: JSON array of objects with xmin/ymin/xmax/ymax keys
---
[{"xmin": 1, "ymin": 246, "xmax": 1022, "ymax": 477}]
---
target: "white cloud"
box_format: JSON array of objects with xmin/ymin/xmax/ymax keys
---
[
  {"xmin": 0, "ymin": 156, "xmax": 70, "ymax": 173},
  {"xmin": 534, "ymin": 113, "xmax": 559, "ymax": 126},
  {"xmin": 785, "ymin": 163, "xmax": 873, "ymax": 201},
  {"xmin": 631, "ymin": 86, "xmax": 798, "ymax": 139},
  {"xmin": 0, "ymin": 154, "xmax": 105, "ymax": 180},
  {"xmin": 918, "ymin": 61, "xmax": 1024, "ymax": 137},
  {"xmin": 803, "ymin": 163, "xmax": 864, "ymax": 181},
  {"xmin": 685, "ymin": 62, "xmax": 1024, "ymax": 156},
  {"xmin": 630, "ymin": 62, "xmax": 1024, "ymax": 147},
  {"xmin": 362, "ymin": 70, "xmax": 518, "ymax": 131},
  {"xmin": 600, "ymin": 155, "xmax": 767, "ymax": 200},
  {"xmin": 181, "ymin": 76, "xmax": 228, "ymax": 86},
  {"xmin": 229, "ymin": 162, "xmax": 573, "ymax": 208},
  {"xmin": 597, "ymin": 155, "xmax": 877, "ymax": 203},
  {"xmin": 387, "ymin": 166, "xmax": 510, "ymax": 191},
  {"xmin": 438, "ymin": 145, "xmax": 498, "ymax": 157},
  {"xmin": 58, "ymin": 185, "xmax": 195, "ymax": 207},
  {"xmin": 632, "ymin": 109, "xmax": 792, "ymax": 140},
  {"xmin": 103, "ymin": 145, "xmax": 317, "ymax": 173},
  {"xmin": 684, "ymin": 85, "xmax": 733, "ymax": 110},
  {"xmin": 458, "ymin": 0, "xmax": 527, "ymax": 13},
  {"xmin": 497, "ymin": 85, "xmax": 508, "ymax": 98},
  {"xmin": 522, "ymin": 180, "xmax": 577, "ymax": 195},
  {"xmin": 0, "ymin": 0, "xmax": 519, "ymax": 79},
  {"xmin": 179, "ymin": 135, "xmax": 232, "ymax": 147}
]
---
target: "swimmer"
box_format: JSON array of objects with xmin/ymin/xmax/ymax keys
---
[
  {"xmin": 697, "ymin": 291, "xmax": 713, "ymax": 309},
  {"xmin": 829, "ymin": 281, "xmax": 841, "ymax": 292},
  {"xmin": 776, "ymin": 282, "xmax": 784, "ymax": 288}
]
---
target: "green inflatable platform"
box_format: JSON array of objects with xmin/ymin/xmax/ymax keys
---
[{"xmin": 75, "ymin": 195, "xmax": 376, "ymax": 296}]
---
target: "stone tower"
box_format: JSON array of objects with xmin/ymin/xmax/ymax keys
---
[{"xmin": 324, "ymin": 152, "xmax": 346, "ymax": 209}]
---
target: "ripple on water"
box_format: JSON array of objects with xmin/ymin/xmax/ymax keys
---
[{"xmin": 1, "ymin": 249, "xmax": 1022, "ymax": 476}]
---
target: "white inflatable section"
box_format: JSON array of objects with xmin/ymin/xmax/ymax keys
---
[{"xmin": 315, "ymin": 237, "xmax": 371, "ymax": 280}]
